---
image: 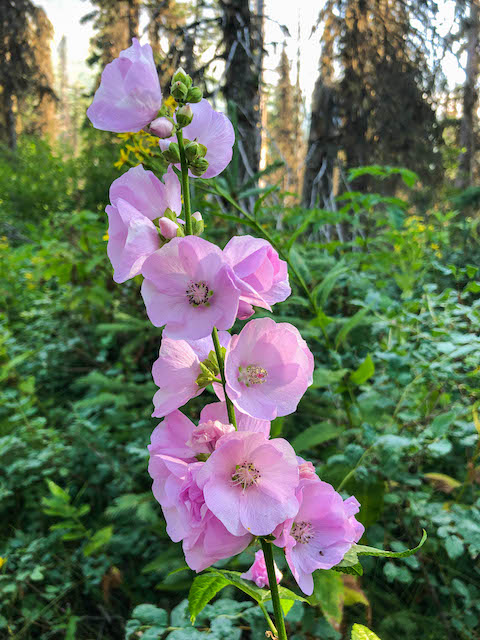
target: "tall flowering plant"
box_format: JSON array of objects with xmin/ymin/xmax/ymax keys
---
[{"xmin": 88, "ymin": 39, "xmax": 426, "ymax": 639}]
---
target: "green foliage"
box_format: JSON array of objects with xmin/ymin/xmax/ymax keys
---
[{"xmin": 2, "ymin": 157, "xmax": 480, "ymax": 639}]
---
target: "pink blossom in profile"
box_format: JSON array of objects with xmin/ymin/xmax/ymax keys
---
[
  {"xmin": 159, "ymin": 99, "xmax": 234, "ymax": 178},
  {"xmin": 87, "ymin": 39, "xmax": 162, "ymax": 133},
  {"xmin": 141, "ymin": 236, "xmax": 241, "ymax": 339},
  {"xmin": 200, "ymin": 401, "xmax": 271, "ymax": 438},
  {"xmin": 241, "ymin": 550, "xmax": 282, "ymax": 588},
  {"xmin": 110, "ymin": 165, "xmax": 181, "ymax": 222},
  {"xmin": 274, "ymin": 478, "xmax": 365, "ymax": 596},
  {"xmin": 197, "ymin": 431, "xmax": 299, "ymax": 537},
  {"xmin": 148, "ymin": 453, "xmax": 252, "ymax": 571},
  {"xmin": 224, "ymin": 236, "xmax": 291, "ymax": 318},
  {"xmin": 106, "ymin": 198, "xmax": 160, "ymax": 283},
  {"xmin": 297, "ymin": 456, "xmax": 318, "ymax": 481},
  {"xmin": 223, "ymin": 318, "xmax": 314, "ymax": 420},
  {"xmin": 151, "ymin": 332, "xmax": 230, "ymax": 418},
  {"xmin": 186, "ymin": 420, "xmax": 235, "ymax": 454},
  {"xmin": 106, "ymin": 165, "xmax": 182, "ymax": 282}
]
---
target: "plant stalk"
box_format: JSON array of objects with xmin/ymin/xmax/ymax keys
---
[
  {"xmin": 211, "ymin": 326, "xmax": 237, "ymax": 428},
  {"xmin": 176, "ymin": 128, "xmax": 193, "ymax": 236},
  {"xmin": 261, "ymin": 539, "xmax": 288, "ymax": 640}
]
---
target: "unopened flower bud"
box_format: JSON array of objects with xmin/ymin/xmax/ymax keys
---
[
  {"xmin": 176, "ymin": 105, "xmax": 193, "ymax": 127},
  {"xmin": 190, "ymin": 157, "xmax": 209, "ymax": 177},
  {"xmin": 162, "ymin": 142, "xmax": 181, "ymax": 164},
  {"xmin": 192, "ymin": 211, "xmax": 204, "ymax": 235},
  {"xmin": 186, "ymin": 86, "xmax": 203, "ymax": 103},
  {"xmin": 171, "ymin": 81, "xmax": 188, "ymax": 102},
  {"xmin": 149, "ymin": 116, "xmax": 174, "ymax": 138},
  {"xmin": 185, "ymin": 140, "xmax": 204, "ymax": 162},
  {"xmin": 158, "ymin": 217, "xmax": 179, "ymax": 239},
  {"xmin": 172, "ymin": 67, "xmax": 192, "ymax": 88}
]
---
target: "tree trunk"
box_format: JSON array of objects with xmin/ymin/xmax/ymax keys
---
[
  {"xmin": 220, "ymin": 0, "xmax": 262, "ymax": 186},
  {"xmin": 302, "ymin": 76, "xmax": 337, "ymax": 207},
  {"xmin": 4, "ymin": 89, "xmax": 17, "ymax": 151},
  {"xmin": 456, "ymin": 0, "xmax": 480, "ymax": 190}
]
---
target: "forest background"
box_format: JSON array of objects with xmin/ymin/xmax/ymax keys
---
[{"xmin": 1, "ymin": 1, "xmax": 480, "ymax": 639}]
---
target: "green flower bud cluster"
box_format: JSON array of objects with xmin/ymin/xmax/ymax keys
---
[
  {"xmin": 170, "ymin": 68, "xmax": 203, "ymax": 106},
  {"xmin": 195, "ymin": 350, "xmax": 222, "ymax": 388},
  {"xmin": 161, "ymin": 137, "xmax": 210, "ymax": 177}
]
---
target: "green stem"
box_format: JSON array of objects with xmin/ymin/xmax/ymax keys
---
[
  {"xmin": 261, "ymin": 539, "xmax": 288, "ymax": 640},
  {"xmin": 211, "ymin": 326, "xmax": 237, "ymax": 429},
  {"xmin": 258, "ymin": 602, "xmax": 278, "ymax": 637},
  {"xmin": 176, "ymin": 129, "xmax": 192, "ymax": 236}
]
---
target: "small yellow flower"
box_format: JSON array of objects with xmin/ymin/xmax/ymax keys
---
[
  {"xmin": 103, "ymin": 233, "xmax": 109, "ymax": 241},
  {"xmin": 164, "ymin": 96, "xmax": 177, "ymax": 113},
  {"xmin": 0, "ymin": 557, "xmax": 6, "ymax": 569},
  {"xmin": 431, "ymin": 243, "xmax": 439, "ymax": 251},
  {"xmin": 394, "ymin": 244, "xmax": 401, "ymax": 253},
  {"xmin": 114, "ymin": 148, "xmax": 130, "ymax": 169},
  {"xmin": 117, "ymin": 132, "xmax": 133, "ymax": 140},
  {"xmin": 435, "ymin": 251, "xmax": 442, "ymax": 259},
  {"xmin": 416, "ymin": 224, "xmax": 426, "ymax": 232},
  {"xmin": 25, "ymin": 272, "xmax": 33, "ymax": 280}
]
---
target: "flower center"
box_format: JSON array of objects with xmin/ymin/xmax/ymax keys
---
[
  {"xmin": 238, "ymin": 364, "xmax": 268, "ymax": 387},
  {"xmin": 231, "ymin": 461, "xmax": 261, "ymax": 490},
  {"xmin": 291, "ymin": 520, "xmax": 314, "ymax": 544},
  {"xmin": 186, "ymin": 280, "xmax": 212, "ymax": 306}
]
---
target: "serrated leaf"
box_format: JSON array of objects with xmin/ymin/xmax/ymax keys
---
[
  {"xmin": 188, "ymin": 573, "xmax": 229, "ymax": 623},
  {"xmin": 353, "ymin": 530, "xmax": 427, "ymax": 559},
  {"xmin": 350, "ymin": 354, "xmax": 375, "ymax": 385},
  {"xmin": 46, "ymin": 480, "xmax": 70, "ymax": 502},
  {"xmin": 351, "ymin": 623, "xmax": 382, "ymax": 640},
  {"xmin": 130, "ymin": 604, "xmax": 168, "ymax": 626},
  {"xmin": 83, "ymin": 526, "xmax": 113, "ymax": 556}
]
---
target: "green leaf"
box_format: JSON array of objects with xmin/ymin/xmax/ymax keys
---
[
  {"xmin": 46, "ymin": 480, "xmax": 70, "ymax": 502},
  {"xmin": 312, "ymin": 367, "xmax": 349, "ymax": 388},
  {"xmin": 130, "ymin": 604, "xmax": 168, "ymax": 626},
  {"xmin": 429, "ymin": 411, "xmax": 456, "ymax": 437},
  {"xmin": 332, "ymin": 548, "xmax": 363, "ymax": 576},
  {"xmin": 83, "ymin": 525, "xmax": 113, "ymax": 556},
  {"xmin": 445, "ymin": 535, "xmax": 464, "ymax": 560},
  {"xmin": 188, "ymin": 573, "xmax": 229, "ymax": 623},
  {"xmin": 312, "ymin": 261, "xmax": 348, "ymax": 308},
  {"xmin": 351, "ymin": 623, "xmax": 382, "ymax": 640},
  {"xmin": 350, "ymin": 354, "xmax": 375, "ymax": 385},
  {"xmin": 208, "ymin": 569, "xmax": 266, "ymax": 603},
  {"xmin": 308, "ymin": 570, "xmax": 343, "ymax": 626},
  {"xmin": 335, "ymin": 308, "xmax": 372, "ymax": 349},
  {"xmin": 353, "ymin": 530, "xmax": 427, "ymax": 559},
  {"xmin": 292, "ymin": 422, "xmax": 344, "ymax": 453}
]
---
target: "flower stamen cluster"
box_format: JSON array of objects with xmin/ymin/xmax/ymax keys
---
[{"xmin": 231, "ymin": 461, "xmax": 261, "ymax": 490}]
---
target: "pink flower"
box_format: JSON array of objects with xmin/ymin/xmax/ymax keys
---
[
  {"xmin": 148, "ymin": 451, "xmax": 252, "ymax": 571},
  {"xmin": 197, "ymin": 431, "xmax": 299, "ymax": 537},
  {"xmin": 224, "ymin": 236, "xmax": 291, "ymax": 318},
  {"xmin": 241, "ymin": 550, "xmax": 282, "ymax": 588},
  {"xmin": 148, "ymin": 410, "xmax": 197, "ymax": 462},
  {"xmin": 186, "ymin": 420, "xmax": 235, "ymax": 454},
  {"xmin": 151, "ymin": 332, "xmax": 230, "ymax": 418},
  {"xmin": 110, "ymin": 165, "xmax": 181, "ymax": 221},
  {"xmin": 141, "ymin": 236, "xmax": 241, "ymax": 339},
  {"xmin": 106, "ymin": 165, "xmax": 182, "ymax": 282},
  {"xmin": 87, "ymin": 38, "xmax": 162, "ymax": 133},
  {"xmin": 200, "ymin": 401, "xmax": 271, "ymax": 438},
  {"xmin": 159, "ymin": 99, "xmax": 234, "ymax": 178},
  {"xmin": 222, "ymin": 318, "xmax": 314, "ymax": 420},
  {"xmin": 274, "ymin": 479, "xmax": 364, "ymax": 596}
]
